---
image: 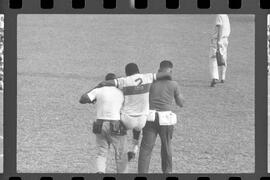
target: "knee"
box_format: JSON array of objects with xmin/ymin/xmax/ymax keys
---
[
  {"xmin": 140, "ymin": 139, "xmax": 155, "ymax": 152},
  {"xmin": 161, "ymin": 143, "xmax": 172, "ymax": 154},
  {"xmin": 96, "ymin": 143, "xmax": 108, "ymax": 157}
]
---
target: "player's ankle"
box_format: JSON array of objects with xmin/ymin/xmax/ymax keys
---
[
  {"xmin": 132, "ymin": 144, "xmax": 139, "ymax": 154},
  {"xmin": 132, "ymin": 139, "xmax": 139, "ymax": 146}
]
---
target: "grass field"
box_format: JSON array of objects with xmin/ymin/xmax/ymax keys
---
[{"xmin": 17, "ymin": 15, "xmax": 254, "ymax": 173}]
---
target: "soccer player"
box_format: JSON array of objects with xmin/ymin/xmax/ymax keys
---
[
  {"xmin": 138, "ymin": 61, "xmax": 184, "ymax": 173},
  {"xmin": 98, "ymin": 63, "xmax": 172, "ymax": 160},
  {"xmin": 79, "ymin": 73, "xmax": 128, "ymax": 173},
  {"xmin": 209, "ymin": 14, "xmax": 231, "ymax": 87}
]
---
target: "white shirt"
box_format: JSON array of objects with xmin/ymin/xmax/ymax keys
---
[
  {"xmin": 87, "ymin": 86, "xmax": 124, "ymax": 120},
  {"xmin": 212, "ymin": 14, "xmax": 231, "ymax": 39},
  {"xmin": 114, "ymin": 73, "xmax": 156, "ymax": 116}
]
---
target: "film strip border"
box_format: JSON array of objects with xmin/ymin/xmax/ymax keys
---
[
  {"xmin": 3, "ymin": 0, "xmax": 270, "ymax": 10},
  {"xmin": 0, "ymin": 0, "xmax": 268, "ymax": 180},
  {"xmin": 6, "ymin": 175, "xmax": 270, "ymax": 180},
  {"xmin": 0, "ymin": 0, "xmax": 268, "ymax": 12}
]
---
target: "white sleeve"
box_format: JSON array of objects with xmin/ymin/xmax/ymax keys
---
[
  {"xmin": 153, "ymin": 73, "xmax": 157, "ymax": 81},
  {"xmin": 143, "ymin": 73, "xmax": 156, "ymax": 83},
  {"xmin": 116, "ymin": 77, "xmax": 126, "ymax": 89},
  {"xmin": 114, "ymin": 79, "xmax": 118, "ymax": 88},
  {"xmin": 87, "ymin": 89, "xmax": 98, "ymax": 102}
]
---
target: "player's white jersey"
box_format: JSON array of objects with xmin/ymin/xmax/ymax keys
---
[
  {"xmin": 114, "ymin": 73, "xmax": 156, "ymax": 116},
  {"xmin": 87, "ymin": 86, "xmax": 124, "ymax": 120},
  {"xmin": 212, "ymin": 14, "xmax": 231, "ymax": 39}
]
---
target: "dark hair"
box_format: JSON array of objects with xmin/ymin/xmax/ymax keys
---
[
  {"xmin": 125, "ymin": 63, "xmax": 140, "ymax": 76},
  {"xmin": 160, "ymin": 60, "xmax": 173, "ymax": 69},
  {"xmin": 105, "ymin": 73, "xmax": 116, "ymax": 80}
]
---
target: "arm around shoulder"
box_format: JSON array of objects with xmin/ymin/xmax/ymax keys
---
[{"xmin": 79, "ymin": 88, "xmax": 97, "ymax": 104}]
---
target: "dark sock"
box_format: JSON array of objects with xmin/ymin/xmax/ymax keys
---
[{"xmin": 133, "ymin": 129, "xmax": 141, "ymax": 141}]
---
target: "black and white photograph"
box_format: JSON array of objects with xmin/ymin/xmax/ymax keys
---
[
  {"xmin": 267, "ymin": 15, "xmax": 270, "ymax": 172},
  {"xmin": 17, "ymin": 14, "xmax": 254, "ymax": 173},
  {"xmin": 0, "ymin": 14, "xmax": 3, "ymax": 173}
]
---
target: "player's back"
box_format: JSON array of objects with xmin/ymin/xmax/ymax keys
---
[
  {"xmin": 93, "ymin": 86, "xmax": 124, "ymax": 120},
  {"xmin": 116, "ymin": 73, "xmax": 155, "ymax": 116},
  {"xmin": 149, "ymin": 80, "xmax": 179, "ymax": 111}
]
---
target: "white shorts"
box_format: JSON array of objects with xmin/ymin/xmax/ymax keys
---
[{"xmin": 121, "ymin": 113, "xmax": 147, "ymax": 130}]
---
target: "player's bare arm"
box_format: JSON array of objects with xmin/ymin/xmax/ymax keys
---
[
  {"xmin": 174, "ymin": 83, "xmax": 184, "ymax": 107},
  {"xmin": 175, "ymin": 94, "xmax": 184, "ymax": 108},
  {"xmin": 79, "ymin": 93, "xmax": 92, "ymax": 104}
]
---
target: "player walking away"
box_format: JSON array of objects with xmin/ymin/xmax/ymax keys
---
[
  {"xmin": 97, "ymin": 63, "xmax": 172, "ymax": 161},
  {"xmin": 209, "ymin": 14, "xmax": 231, "ymax": 87},
  {"xmin": 79, "ymin": 73, "xmax": 129, "ymax": 173},
  {"xmin": 138, "ymin": 61, "xmax": 184, "ymax": 173}
]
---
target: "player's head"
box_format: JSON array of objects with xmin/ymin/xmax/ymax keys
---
[
  {"xmin": 105, "ymin": 73, "xmax": 116, "ymax": 80},
  {"xmin": 125, "ymin": 63, "xmax": 140, "ymax": 76},
  {"xmin": 159, "ymin": 60, "xmax": 173, "ymax": 73}
]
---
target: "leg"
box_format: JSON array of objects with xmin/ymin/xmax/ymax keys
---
[
  {"xmin": 95, "ymin": 130, "xmax": 109, "ymax": 173},
  {"xmin": 209, "ymin": 57, "xmax": 219, "ymax": 87},
  {"xmin": 209, "ymin": 57, "xmax": 219, "ymax": 80},
  {"xmin": 133, "ymin": 129, "xmax": 141, "ymax": 143},
  {"xmin": 132, "ymin": 115, "xmax": 148, "ymax": 143},
  {"xmin": 220, "ymin": 65, "xmax": 227, "ymax": 81},
  {"xmin": 220, "ymin": 38, "xmax": 228, "ymax": 81},
  {"xmin": 127, "ymin": 115, "xmax": 148, "ymax": 161},
  {"xmin": 127, "ymin": 129, "xmax": 141, "ymax": 161},
  {"xmin": 159, "ymin": 125, "xmax": 174, "ymax": 173},
  {"xmin": 138, "ymin": 122, "xmax": 158, "ymax": 173},
  {"xmin": 110, "ymin": 134, "xmax": 129, "ymax": 173},
  {"xmin": 209, "ymin": 45, "xmax": 219, "ymax": 87}
]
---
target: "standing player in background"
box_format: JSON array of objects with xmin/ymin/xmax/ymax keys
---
[
  {"xmin": 79, "ymin": 73, "xmax": 128, "ymax": 173},
  {"xmin": 209, "ymin": 14, "xmax": 231, "ymax": 87},
  {"xmin": 98, "ymin": 63, "xmax": 172, "ymax": 161}
]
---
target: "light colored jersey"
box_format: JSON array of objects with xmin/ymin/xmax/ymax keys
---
[
  {"xmin": 114, "ymin": 73, "xmax": 156, "ymax": 116},
  {"xmin": 87, "ymin": 86, "xmax": 124, "ymax": 120},
  {"xmin": 212, "ymin": 14, "xmax": 230, "ymax": 39}
]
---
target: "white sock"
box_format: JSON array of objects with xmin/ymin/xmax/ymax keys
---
[{"xmin": 96, "ymin": 156, "xmax": 106, "ymax": 173}]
